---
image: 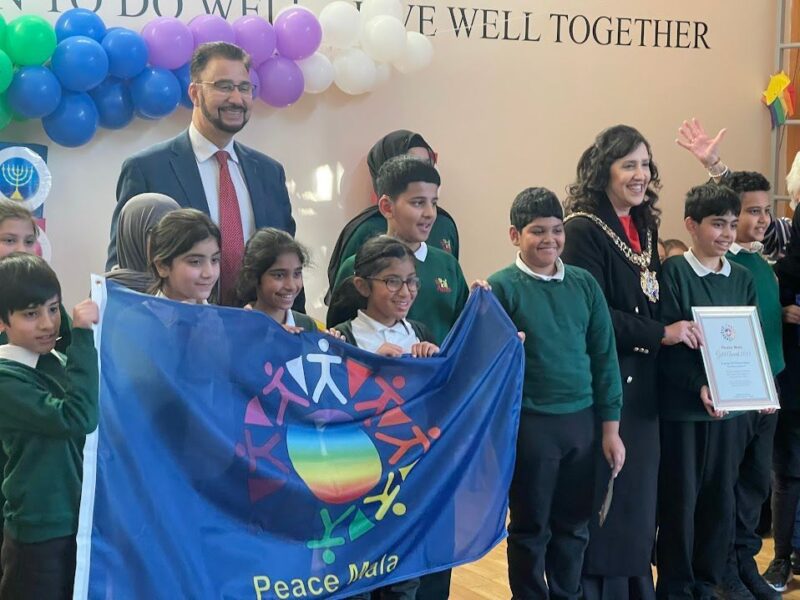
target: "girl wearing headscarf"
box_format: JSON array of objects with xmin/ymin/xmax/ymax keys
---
[
  {"xmin": 325, "ymin": 130, "xmax": 459, "ymax": 304},
  {"xmin": 105, "ymin": 193, "xmax": 180, "ymax": 293}
]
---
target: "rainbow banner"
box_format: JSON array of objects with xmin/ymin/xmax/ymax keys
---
[
  {"xmin": 763, "ymin": 71, "xmax": 796, "ymax": 128},
  {"xmin": 74, "ymin": 283, "xmax": 523, "ymax": 599}
]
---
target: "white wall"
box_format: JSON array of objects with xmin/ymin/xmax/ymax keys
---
[{"xmin": 1, "ymin": 0, "xmax": 776, "ymax": 319}]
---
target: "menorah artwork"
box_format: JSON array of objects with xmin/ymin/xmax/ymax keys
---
[{"xmin": 1, "ymin": 160, "xmax": 35, "ymax": 202}]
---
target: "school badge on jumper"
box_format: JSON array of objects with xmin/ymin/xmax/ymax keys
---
[{"xmin": 435, "ymin": 277, "xmax": 451, "ymax": 293}]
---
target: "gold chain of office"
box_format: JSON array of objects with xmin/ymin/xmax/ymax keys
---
[{"xmin": 564, "ymin": 212, "xmax": 660, "ymax": 303}]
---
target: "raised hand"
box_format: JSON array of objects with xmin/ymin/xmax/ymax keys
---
[{"xmin": 676, "ymin": 118, "xmax": 727, "ymax": 168}]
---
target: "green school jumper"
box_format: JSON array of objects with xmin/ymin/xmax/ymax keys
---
[
  {"xmin": 488, "ymin": 262, "xmax": 622, "ymax": 419},
  {"xmin": 727, "ymin": 247, "xmax": 785, "ymax": 376},
  {"xmin": 0, "ymin": 329, "xmax": 98, "ymax": 543},
  {"xmin": 340, "ymin": 212, "xmax": 459, "ymax": 267},
  {"xmin": 659, "ymin": 256, "xmax": 758, "ymax": 421},
  {"xmin": 0, "ymin": 304, "xmax": 72, "ymax": 540},
  {"xmin": 334, "ymin": 244, "xmax": 469, "ymax": 345}
]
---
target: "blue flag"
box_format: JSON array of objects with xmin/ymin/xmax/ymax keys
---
[{"xmin": 75, "ymin": 282, "xmax": 523, "ymax": 599}]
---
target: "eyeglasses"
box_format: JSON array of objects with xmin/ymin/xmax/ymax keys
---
[
  {"xmin": 196, "ymin": 80, "xmax": 256, "ymax": 96},
  {"xmin": 367, "ymin": 276, "xmax": 421, "ymax": 292}
]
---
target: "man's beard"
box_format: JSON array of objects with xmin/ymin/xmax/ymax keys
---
[{"xmin": 200, "ymin": 97, "xmax": 249, "ymax": 135}]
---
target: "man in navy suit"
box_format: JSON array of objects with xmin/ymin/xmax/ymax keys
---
[{"xmin": 107, "ymin": 42, "xmax": 298, "ymax": 307}]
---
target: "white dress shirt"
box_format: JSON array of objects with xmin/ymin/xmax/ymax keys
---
[
  {"xmin": 188, "ymin": 123, "xmax": 255, "ymax": 240},
  {"xmin": 729, "ymin": 241, "xmax": 764, "ymax": 255},
  {"xmin": 683, "ymin": 248, "xmax": 731, "ymax": 277},
  {"xmin": 351, "ymin": 310, "xmax": 420, "ymax": 353},
  {"xmin": 515, "ymin": 253, "xmax": 565, "ymax": 282},
  {"xmin": 0, "ymin": 344, "xmax": 54, "ymax": 368}
]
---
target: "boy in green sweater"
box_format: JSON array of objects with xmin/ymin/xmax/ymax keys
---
[
  {"xmin": 0, "ymin": 253, "xmax": 99, "ymax": 599},
  {"xmin": 717, "ymin": 172, "xmax": 783, "ymax": 599},
  {"xmin": 488, "ymin": 187, "xmax": 625, "ymax": 599},
  {"xmin": 329, "ymin": 156, "xmax": 469, "ymax": 345},
  {"xmin": 657, "ymin": 183, "xmax": 758, "ymax": 600}
]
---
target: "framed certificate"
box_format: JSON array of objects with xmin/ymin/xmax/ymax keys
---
[{"xmin": 692, "ymin": 306, "xmax": 779, "ymax": 411}]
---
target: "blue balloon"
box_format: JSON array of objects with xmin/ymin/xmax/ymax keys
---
[
  {"xmin": 51, "ymin": 36, "xmax": 109, "ymax": 92},
  {"xmin": 89, "ymin": 77, "xmax": 134, "ymax": 129},
  {"xmin": 42, "ymin": 91, "xmax": 98, "ymax": 147},
  {"xmin": 172, "ymin": 63, "xmax": 193, "ymax": 109},
  {"xmin": 55, "ymin": 8, "xmax": 106, "ymax": 42},
  {"xmin": 6, "ymin": 66, "xmax": 62, "ymax": 118},
  {"xmin": 130, "ymin": 67, "xmax": 180, "ymax": 119},
  {"xmin": 102, "ymin": 28, "xmax": 148, "ymax": 80}
]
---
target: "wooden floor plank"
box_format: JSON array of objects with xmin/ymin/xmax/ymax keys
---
[{"xmin": 452, "ymin": 536, "xmax": 800, "ymax": 599}]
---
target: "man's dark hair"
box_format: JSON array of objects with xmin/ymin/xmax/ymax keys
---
[{"xmin": 190, "ymin": 42, "xmax": 251, "ymax": 81}]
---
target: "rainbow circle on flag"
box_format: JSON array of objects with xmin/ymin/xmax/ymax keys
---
[{"xmin": 287, "ymin": 410, "xmax": 383, "ymax": 504}]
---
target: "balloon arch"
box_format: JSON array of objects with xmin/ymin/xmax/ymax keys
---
[{"xmin": 0, "ymin": 2, "xmax": 434, "ymax": 147}]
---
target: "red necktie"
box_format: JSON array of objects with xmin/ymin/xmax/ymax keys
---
[{"xmin": 215, "ymin": 150, "xmax": 244, "ymax": 305}]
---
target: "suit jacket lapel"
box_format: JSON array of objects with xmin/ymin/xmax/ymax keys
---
[
  {"xmin": 236, "ymin": 142, "xmax": 265, "ymax": 226},
  {"xmin": 169, "ymin": 130, "xmax": 209, "ymax": 214}
]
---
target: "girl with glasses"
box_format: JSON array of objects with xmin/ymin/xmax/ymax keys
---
[{"xmin": 331, "ymin": 235, "xmax": 438, "ymax": 360}]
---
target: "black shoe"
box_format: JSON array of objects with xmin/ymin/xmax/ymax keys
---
[
  {"xmin": 792, "ymin": 549, "xmax": 800, "ymax": 576},
  {"xmin": 763, "ymin": 557, "xmax": 793, "ymax": 593},
  {"xmin": 716, "ymin": 573, "xmax": 756, "ymax": 600},
  {"xmin": 739, "ymin": 560, "xmax": 782, "ymax": 600}
]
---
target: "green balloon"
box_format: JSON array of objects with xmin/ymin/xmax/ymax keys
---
[
  {"xmin": 0, "ymin": 16, "xmax": 7, "ymax": 53},
  {"xmin": 5, "ymin": 16, "xmax": 56, "ymax": 66},
  {"xmin": 0, "ymin": 51, "xmax": 12, "ymax": 94},
  {"xmin": 0, "ymin": 96, "xmax": 11, "ymax": 131}
]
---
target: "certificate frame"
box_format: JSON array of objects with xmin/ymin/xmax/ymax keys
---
[{"xmin": 692, "ymin": 306, "xmax": 779, "ymax": 411}]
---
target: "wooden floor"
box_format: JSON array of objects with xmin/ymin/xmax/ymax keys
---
[{"xmin": 451, "ymin": 535, "xmax": 800, "ymax": 599}]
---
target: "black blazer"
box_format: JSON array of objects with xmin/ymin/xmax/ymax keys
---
[
  {"xmin": 561, "ymin": 199, "xmax": 664, "ymax": 417},
  {"xmin": 106, "ymin": 130, "xmax": 296, "ymax": 270}
]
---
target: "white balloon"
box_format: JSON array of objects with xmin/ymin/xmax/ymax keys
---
[
  {"xmin": 360, "ymin": 0, "xmax": 403, "ymax": 23},
  {"xmin": 361, "ymin": 16, "xmax": 407, "ymax": 63},
  {"xmin": 373, "ymin": 61, "xmax": 392, "ymax": 87},
  {"xmin": 297, "ymin": 52, "xmax": 335, "ymax": 94},
  {"xmin": 333, "ymin": 48, "xmax": 377, "ymax": 95},
  {"xmin": 319, "ymin": 1, "xmax": 361, "ymax": 48},
  {"xmin": 392, "ymin": 31, "xmax": 433, "ymax": 74}
]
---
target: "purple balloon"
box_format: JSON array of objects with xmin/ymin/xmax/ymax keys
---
[
  {"xmin": 248, "ymin": 67, "xmax": 260, "ymax": 101},
  {"xmin": 274, "ymin": 8, "xmax": 321, "ymax": 61},
  {"xmin": 233, "ymin": 16, "xmax": 276, "ymax": 67},
  {"xmin": 189, "ymin": 14, "xmax": 235, "ymax": 48},
  {"xmin": 257, "ymin": 56, "xmax": 303, "ymax": 107},
  {"xmin": 141, "ymin": 17, "xmax": 193, "ymax": 70}
]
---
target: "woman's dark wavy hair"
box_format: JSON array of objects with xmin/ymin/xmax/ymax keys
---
[
  {"xmin": 235, "ymin": 228, "xmax": 310, "ymax": 306},
  {"xmin": 565, "ymin": 124, "xmax": 662, "ymax": 231},
  {"xmin": 325, "ymin": 235, "xmax": 415, "ymax": 328}
]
